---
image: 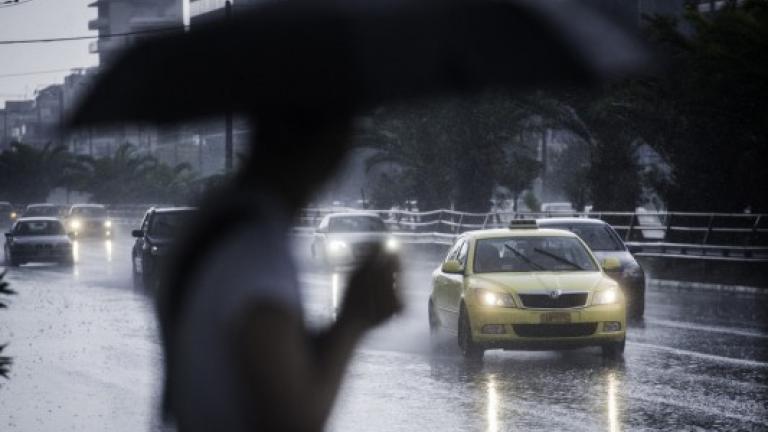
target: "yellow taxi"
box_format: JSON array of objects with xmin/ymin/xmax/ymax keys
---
[{"xmin": 428, "ymin": 220, "xmax": 626, "ymax": 360}]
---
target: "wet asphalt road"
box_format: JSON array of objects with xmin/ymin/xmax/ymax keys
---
[{"xmin": 1, "ymin": 232, "xmax": 767, "ymax": 431}]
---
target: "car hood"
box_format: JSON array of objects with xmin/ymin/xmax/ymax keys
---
[
  {"xmin": 10, "ymin": 235, "xmax": 71, "ymax": 245},
  {"xmin": 468, "ymin": 271, "xmax": 611, "ymax": 294}
]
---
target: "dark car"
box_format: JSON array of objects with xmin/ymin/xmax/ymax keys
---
[
  {"xmin": 23, "ymin": 203, "xmax": 65, "ymax": 218},
  {"xmin": 131, "ymin": 207, "xmax": 197, "ymax": 288},
  {"xmin": 0, "ymin": 201, "xmax": 17, "ymax": 229},
  {"xmin": 537, "ymin": 217, "xmax": 646, "ymax": 319},
  {"xmin": 67, "ymin": 204, "xmax": 112, "ymax": 238},
  {"xmin": 4, "ymin": 217, "xmax": 74, "ymax": 266}
]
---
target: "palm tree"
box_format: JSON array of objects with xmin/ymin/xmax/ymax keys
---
[{"xmin": 0, "ymin": 141, "xmax": 83, "ymax": 203}]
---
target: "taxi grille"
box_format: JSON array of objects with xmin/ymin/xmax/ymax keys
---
[
  {"xmin": 513, "ymin": 323, "xmax": 597, "ymax": 338},
  {"xmin": 519, "ymin": 293, "xmax": 588, "ymax": 308}
]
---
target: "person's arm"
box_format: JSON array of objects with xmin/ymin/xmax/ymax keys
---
[{"xmin": 232, "ymin": 250, "xmax": 400, "ymax": 431}]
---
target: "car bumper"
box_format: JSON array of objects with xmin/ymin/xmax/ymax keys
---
[
  {"xmin": 467, "ymin": 304, "xmax": 626, "ymax": 349},
  {"xmin": 10, "ymin": 248, "xmax": 73, "ymax": 262}
]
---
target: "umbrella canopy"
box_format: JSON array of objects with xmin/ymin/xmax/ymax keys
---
[{"xmin": 66, "ymin": 0, "xmax": 646, "ymax": 127}]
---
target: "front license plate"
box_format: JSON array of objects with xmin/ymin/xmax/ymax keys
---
[{"xmin": 540, "ymin": 312, "xmax": 571, "ymax": 324}]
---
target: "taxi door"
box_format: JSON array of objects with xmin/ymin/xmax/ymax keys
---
[{"xmin": 433, "ymin": 238, "xmax": 468, "ymax": 331}]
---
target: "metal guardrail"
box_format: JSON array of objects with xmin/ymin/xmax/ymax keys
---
[{"xmin": 104, "ymin": 205, "xmax": 768, "ymax": 262}]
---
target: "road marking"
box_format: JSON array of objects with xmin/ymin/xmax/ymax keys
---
[
  {"xmin": 629, "ymin": 341, "xmax": 768, "ymax": 369},
  {"xmin": 644, "ymin": 318, "xmax": 768, "ymax": 339}
]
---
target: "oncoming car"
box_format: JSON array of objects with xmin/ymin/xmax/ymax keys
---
[
  {"xmin": 537, "ymin": 218, "xmax": 645, "ymax": 319},
  {"xmin": 0, "ymin": 201, "xmax": 17, "ymax": 229},
  {"xmin": 310, "ymin": 212, "xmax": 398, "ymax": 269},
  {"xmin": 429, "ymin": 220, "xmax": 626, "ymax": 360},
  {"xmin": 4, "ymin": 217, "xmax": 74, "ymax": 266},
  {"xmin": 67, "ymin": 204, "xmax": 112, "ymax": 238},
  {"xmin": 23, "ymin": 203, "xmax": 64, "ymax": 218}
]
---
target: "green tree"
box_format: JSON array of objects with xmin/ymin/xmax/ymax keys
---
[
  {"xmin": 0, "ymin": 142, "xmax": 83, "ymax": 203},
  {"xmin": 635, "ymin": 1, "xmax": 768, "ymax": 211}
]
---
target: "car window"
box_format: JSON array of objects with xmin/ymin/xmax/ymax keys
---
[
  {"xmin": 546, "ymin": 224, "xmax": 624, "ymax": 251},
  {"xmin": 14, "ymin": 220, "xmax": 65, "ymax": 236},
  {"xmin": 474, "ymin": 236, "xmax": 598, "ymax": 273},
  {"xmin": 328, "ymin": 216, "xmax": 386, "ymax": 233},
  {"xmin": 70, "ymin": 207, "xmax": 106, "ymax": 217},
  {"xmin": 148, "ymin": 212, "xmax": 195, "ymax": 238}
]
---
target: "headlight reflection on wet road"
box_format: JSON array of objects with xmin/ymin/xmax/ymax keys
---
[
  {"xmin": 72, "ymin": 240, "xmax": 80, "ymax": 263},
  {"xmin": 607, "ymin": 372, "xmax": 620, "ymax": 432},
  {"xmin": 486, "ymin": 374, "xmax": 500, "ymax": 432},
  {"xmin": 104, "ymin": 240, "xmax": 113, "ymax": 262},
  {"xmin": 331, "ymin": 272, "xmax": 340, "ymax": 320}
]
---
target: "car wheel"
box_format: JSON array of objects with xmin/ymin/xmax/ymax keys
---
[
  {"xmin": 428, "ymin": 299, "xmax": 440, "ymax": 335},
  {"xmin": 601, "ymin": 339, "xmax": 625, "ymax": 359},
  {"xmin": 458, "ymin": 304, "xmax": 483, "ymax": 361},
  {"xmin": 630, "ymin": 286, "xmax": 646, "ymax": 320},
  {"xmin": 5, "ymin": 248, "xmax": 19, "ymax": 267},
  {"xmin": 132, "ymin": 258, "xmax": 143, "ymax": 289}
]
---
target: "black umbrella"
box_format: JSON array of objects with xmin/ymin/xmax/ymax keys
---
[{"xmin": 66, "ymin": 0, "xmax": 646, "ymax": 127}]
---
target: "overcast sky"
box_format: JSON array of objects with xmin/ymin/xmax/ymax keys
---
[{"xmin": 0, "ymin": 0, "xmax": 97, "ymax": 106}]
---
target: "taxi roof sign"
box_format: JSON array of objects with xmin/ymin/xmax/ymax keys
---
[{"xmin": 508, "ymin": 219, "xmax": 538, "ymax": 229}]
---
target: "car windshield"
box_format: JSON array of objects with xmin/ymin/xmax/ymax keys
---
[
  {"xmin": 329, "ymin": 216, "xmax": 386, "ymax": 233},
  {"xmin": 14, "ymin": 220, "xmax": 65, "ymax": 236},
  {"xmin": 545, "ymin": 224, "xmax": 625, "ymax": 251},
  {"xmin": 474, "ymin": 236, "xmax": 598, "ymax": 273},
  {"xmin": 70, "ymin": 207, "xmax": 106, "ymax": 217},
  {"xmin": 25, "ymin": 206, "xmax": 59, "ymax": 217},
  {"xmin": 148, "ymin": 211, "xmax": 195, "ymax": 238}
]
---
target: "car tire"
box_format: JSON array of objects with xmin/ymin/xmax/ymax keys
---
[
  {"xmin": 630, "ymin": 286, "xmax": 646, "ymax": 320},
  {"xmin": 458, "ymin": 304, "xmax": 483, "ymax": 361},
  {"xmin": 428, "ymin": 299, "xmax": 440, "ymax": 335},
  {"xmin": 132, "ymin": 259, "xmax": 143, "ymax": 289},
  {"xmin": 601, "ymin": 339, "xmax": 625, "ymax": 359},
  {"xmin": 5, "ymin": 249, "xmax": 19, "ymax": 267}
]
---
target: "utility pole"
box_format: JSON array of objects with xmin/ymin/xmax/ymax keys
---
[{"xmin": 224, "ymin": 0, "xmax": 234, "ymax": 172}]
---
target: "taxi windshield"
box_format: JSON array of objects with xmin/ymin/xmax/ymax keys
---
[{"xmin": 474, "ymin": 236, "xmax": 598, "ymax": 273}]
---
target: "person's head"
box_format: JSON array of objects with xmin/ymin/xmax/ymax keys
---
[{"xmin": 237, "ymin": 111, "xmax": 353, "ymax": 212}]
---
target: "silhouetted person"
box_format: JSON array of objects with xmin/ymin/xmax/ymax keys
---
[{"xmin": 65, "ymin": 2, "xmax": 645, "ymax": 431}]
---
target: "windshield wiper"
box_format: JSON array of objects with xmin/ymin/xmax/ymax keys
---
[
  {"xmin": 533, "ymin": 248, "xmax": 584, "ymax": 271},
  {"xmin": 504, "ymin": 243, "xmax": 545, "ymax": 271}
]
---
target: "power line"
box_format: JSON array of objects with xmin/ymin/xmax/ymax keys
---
[
  {"xmin": 0, "ymin": 26, "xmax": 186, "ymax": 45},
  {"xmin": 0, "ymin": 0, "xmax": 35, "ymax": 8}
]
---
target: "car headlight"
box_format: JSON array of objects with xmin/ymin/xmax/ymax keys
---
[
  {"xmin": 327, "ymin": 240, "xmax": 348, "ymax": 256},
  {"xmin": 10, "ymin": 212, "xmax": 17, "ymax": 219},
  {"xmin": 476, "ymin": 288, "xmax": 516, "ymax": 307},
  {"xmin": 70, "ymin": 219, "xmax": 82, "ymax": 230},
  {"xmin": 104, "ymin": 220, "xmax": 112, "ymax": 228},
  {"xmin": 150, "ymin": 245, "xmax": 160, "ymax": 256},
  {"xmin": 384, "ymin": 237, "xmax": 399, "ymax": 252},
  {"xmin": 593, "ymin": 288, "xmax": 619, "ymax": 306}
]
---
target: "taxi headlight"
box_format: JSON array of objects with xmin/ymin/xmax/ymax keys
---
[
  {"xmin": 104, "ymin": 220, "xmax": 112, "ymax": 228},
  {"xmin": 70, "ymin": 219, "xmax": 82, "ymax": 230},
  {"xmin": 327, "ymin": 240, "xmax": 349, "ymax": 256},
  {"xmin": 476, "ymin": 288, "xmax": 516, "ymax": 308},
  {"xmin": 593, "ymin": 288, "xmax": 619, "ymax": 305}
]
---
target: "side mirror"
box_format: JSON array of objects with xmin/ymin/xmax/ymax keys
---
[
  {"xmin": 601, "ymin": 257, "xmax": 621, "ymax": 271},
  {"xmin": 441, "ymin": 259, "xmax": 464, "ymax": 274},
  {"xmin": 131, "ymin": 229, "xmax": 143, "ymax": 238},
  {"xmin": 4, "ymin": 232, "xmax": 11, "ymax": 239}
]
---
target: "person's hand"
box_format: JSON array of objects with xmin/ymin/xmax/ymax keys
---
[{"xmin": 338, "ymin": 247, "xmax": 402, "ymax": 330}]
